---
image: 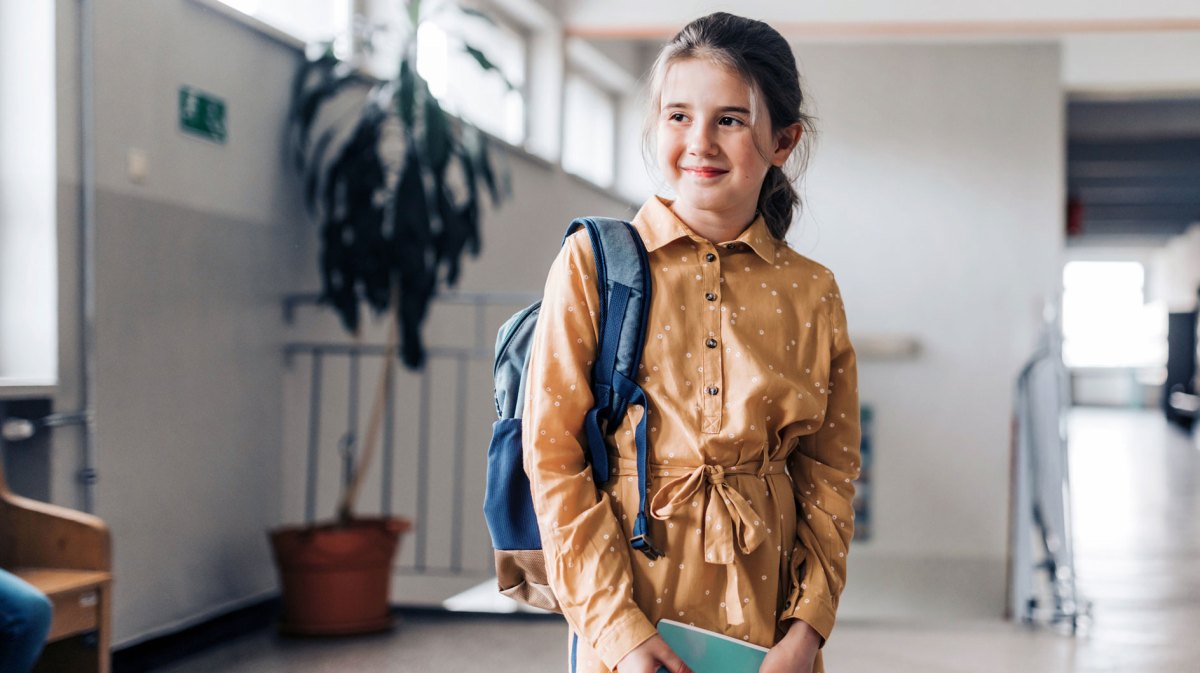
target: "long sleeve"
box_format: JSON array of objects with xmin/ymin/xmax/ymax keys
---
[
  {"xmin": 780, "ymin": 275, "xmax": 862, "ymax": 646},
  {"xmin": 522, "ymin": 232, "xmax": 658, "ymax": 669}
]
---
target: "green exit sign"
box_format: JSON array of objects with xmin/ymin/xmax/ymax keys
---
[{"xmin": 179, "ymin": 86, "xmax": 227, "ymax": 143}]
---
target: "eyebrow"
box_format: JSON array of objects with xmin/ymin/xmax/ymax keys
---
[{"xmin": 663, "ymin": 103, "xmax": 752, "ymax": 115}]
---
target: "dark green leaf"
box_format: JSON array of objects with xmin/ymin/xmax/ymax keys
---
[
  {"xmin": 318, "ymin": 104, "xmax": 389, "ymax": 333},
  {"xmin": 461, "ymin": 44, "xmax": 515, "ymax": 91},
  {"xmin": 303, "ymin": 128, "xmax": 336, "ymax": 214},
  {"xmin": 289, "ymin": 59, "xmax": 362, "ymax": 171},
  {"xmin": 396, "ymin": 59, "xmax": 416, "ymax": 130},
  {"xmin": 407, "ymin": 0, "xmax": 422, "ymax": 30},
  {"xmin": 472, "ymin": 131, "xmax": 500, "ymax": 204},
  {"xmin": 458, "ymin": 150, "xmax": 482, "ymax": 257},
  {"xmin": 422, "ymin": 93, "xmax": 453, "ymax": 174},
  {"xmin": 391, "ymin": 141, "xmax": 434, "ymax": 368},
  {"xmin": 458, "ymin": 7, "xmax": 496, "ymax": 25}
]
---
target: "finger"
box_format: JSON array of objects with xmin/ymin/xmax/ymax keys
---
[{"xmin": 662, "ymin": 653, "xmax": 693, "ymax": 673}]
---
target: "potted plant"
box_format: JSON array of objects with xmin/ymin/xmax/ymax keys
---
[{"xmin": 270, "ymin": 0, "xmax": 511, "ymax": 635}]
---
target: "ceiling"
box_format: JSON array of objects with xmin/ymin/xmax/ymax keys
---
[{"xmin": 559, "ymin": 0, "xmax": 1200, "ymax": 40}]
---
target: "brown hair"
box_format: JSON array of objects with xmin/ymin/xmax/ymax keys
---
[{"xmin": 642, "ymin": 12, "xmax": 816, "ymax": 240}]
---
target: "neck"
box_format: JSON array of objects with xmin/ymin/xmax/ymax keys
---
[{"xmin": 669, "ymin": 200, "xmax": 759, "ymax": 244}]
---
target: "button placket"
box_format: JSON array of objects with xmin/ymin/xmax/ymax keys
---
[{"xmin": 700, "ymin": 245, "xmax": 723, "ymax": 434}]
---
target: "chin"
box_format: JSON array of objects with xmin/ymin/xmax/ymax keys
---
[{"xmin": 677, "ymin": 187, "xmax": 731, "ymax": 212}]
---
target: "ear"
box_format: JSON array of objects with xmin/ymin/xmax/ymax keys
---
[{"xmin": 771, "ymin": 123, "xmax": 804, "ymax": 167}]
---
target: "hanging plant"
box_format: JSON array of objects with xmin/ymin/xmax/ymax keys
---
[{"xmin": 287, "ymin": 0, "xmax": 511, "ymax": 368}]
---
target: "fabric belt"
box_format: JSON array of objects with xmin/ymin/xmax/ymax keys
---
[{"xmin": 610, "ymin": 455, "xmax": 788, "ymax": 626}]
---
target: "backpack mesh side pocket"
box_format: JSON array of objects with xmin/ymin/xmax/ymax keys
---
[{"xmin": 495, "ymin": 548, "xmax": 558, "ymax": 612}]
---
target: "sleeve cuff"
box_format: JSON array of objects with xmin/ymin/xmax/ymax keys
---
[
  {"xmin": 592, "ymin": 609, "xmax": 658, "ymax": 670},
  {"xmin": 780, "ymin": 596, "xmax": 837, "ymax": 648}
]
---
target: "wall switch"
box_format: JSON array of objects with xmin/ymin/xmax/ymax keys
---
[{"xmin": 127, "ymin": 148, "xmax": 148, "ymax": 184}]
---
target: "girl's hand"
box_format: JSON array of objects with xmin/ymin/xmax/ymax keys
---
[
  {"xmin": 759, "ymin": 621, "xmax": 821, "ymax": 673},
  {"xmin": 615, "ymin": 634, "xmax": 694, "ymax": 673}
]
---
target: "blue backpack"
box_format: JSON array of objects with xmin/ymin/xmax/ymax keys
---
[{"xmin": 484, "ymin": 217, "xmax": 659, "ymax": 612}]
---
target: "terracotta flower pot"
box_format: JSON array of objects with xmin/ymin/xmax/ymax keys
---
[{"xmin": 269, "ymin": 516, "xmax": 412, "ymax": 635}]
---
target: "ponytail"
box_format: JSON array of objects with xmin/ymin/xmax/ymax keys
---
[{"xmin": 757, "ymin": 165, "xmax": 799, "ymax": 240}]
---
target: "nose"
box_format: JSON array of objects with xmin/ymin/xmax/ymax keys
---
[{"xmin": 686, "ymin": 121, "xmax": 717, "ymax": 156}]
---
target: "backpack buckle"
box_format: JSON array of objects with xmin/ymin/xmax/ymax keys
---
[{"xmin": 630, "ymin": 534, "xmax": 663, "ymax": 560}]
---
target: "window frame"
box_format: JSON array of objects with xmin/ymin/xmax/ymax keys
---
[
  {"xmin": 417, "ymin": 4, "xmax": 533, "ymax": 148},
  {"xmin": 193, "ymin": 0, "xmax": 348, "ymax": 52},
  {"xmin": 561, "ymin": 66, "xmax": 620, "ymax": 190}
]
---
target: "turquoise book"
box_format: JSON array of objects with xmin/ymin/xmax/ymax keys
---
[{"xmin": 655, "ymin": 619, "xmax": 769, "ymax": 673}]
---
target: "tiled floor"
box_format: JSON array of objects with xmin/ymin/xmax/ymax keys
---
[{"xmin": 151, "ymin": 407, "xmax": 1200, "ymax": 672}]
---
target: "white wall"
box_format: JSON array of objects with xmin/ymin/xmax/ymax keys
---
[
  {"xmin": 1063, "ymin": 32, "xmax": 1200, "ymax": 93},
  {"xmin": 52, "ymin": 0, "xmax": 311, "ymax": 646},
  {"xmin": 785, "ymin": 42, "xmax": 1065, "ymax": 619}
]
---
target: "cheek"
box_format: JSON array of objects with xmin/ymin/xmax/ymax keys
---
[
  {"xmin": 733, "ymin": 143, "xmax": 769, "ymax": 178},
  {"xmin": 657, "ymin": 133, "xmax": 681, "ymax": 173}
]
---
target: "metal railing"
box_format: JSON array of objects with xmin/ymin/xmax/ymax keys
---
[
  {"xmin": 1009, "ymin": 321, "xmax": 1091, "ymax": 632},
  {"xmin": 282, "ymin": 290, "xmax": 537, "ymax": 577}
]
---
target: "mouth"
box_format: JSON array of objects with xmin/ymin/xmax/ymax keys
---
[{"xmin": 682, "ymin": 167, "xmax": 728, "ymax": 179}]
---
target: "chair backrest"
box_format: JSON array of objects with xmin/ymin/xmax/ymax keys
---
[{"xmin": 0, "ymin": 461, "xmax": 110, "ymax": 571}]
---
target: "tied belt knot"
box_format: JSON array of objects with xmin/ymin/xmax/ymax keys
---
[
  {"xmin": 613, "ymin": 455, "xmax": 788, "ymax": 627},
  {"xmin": 647, "ymin": 461, "xmax": 785, "ymax": 565}
]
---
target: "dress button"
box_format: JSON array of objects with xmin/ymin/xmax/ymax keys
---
[
  {"xmin": 707, "ymin": 387, "xmax": 720, "ymax": 395},
  {"xmin": 705, "ymin": 253, "xmax": 716, "ymax": 262},
  {"xmin": 705, "ymin": 338, "xmax": 718, "ymax": 349},
  {"xmin": 705, "ymin": 292, "xmax": 717, "ymax": 301}
]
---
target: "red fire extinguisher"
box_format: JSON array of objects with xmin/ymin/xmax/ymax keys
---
[{"xmin": 1066, "ymin": 195, "xmax": 1083, "ymax": 237}]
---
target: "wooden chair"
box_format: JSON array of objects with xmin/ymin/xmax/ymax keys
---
[{"xmin": 0, "ymin": 462, "xmax": 111, "ymax": 673}]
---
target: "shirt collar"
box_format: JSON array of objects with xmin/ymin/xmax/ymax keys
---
[{"xmin": 632, "ymin": 195, "xmax": 777, "ymax": 264}]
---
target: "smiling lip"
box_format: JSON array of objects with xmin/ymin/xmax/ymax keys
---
[{"xmin": 683, "ymin": 167, "xmax": 728, "ymax": 178}]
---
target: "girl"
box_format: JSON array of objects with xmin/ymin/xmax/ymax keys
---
[{"xmin": 522, "ymin": 12, "xmax": 861, "ymax": 673}]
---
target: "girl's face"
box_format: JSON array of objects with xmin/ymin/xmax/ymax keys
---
[{"xmin": 656, "ymin": 58, "xmax": 797, "ymax": 224}]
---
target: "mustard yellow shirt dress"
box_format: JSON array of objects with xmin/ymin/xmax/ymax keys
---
[{"xmin": 522, "ymin": 195, "xmax": 862, "ymax": 673}]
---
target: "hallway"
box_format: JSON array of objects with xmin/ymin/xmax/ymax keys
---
[
  {"xmin": 145, "ymin": 407, "xmax": 1198, "ymax": 672},
  {"xmin": 1067, "ymin": 407, "xmax": 1200, "ymax": 672}
]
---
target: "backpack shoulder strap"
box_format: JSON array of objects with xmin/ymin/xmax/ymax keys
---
[{"xmin": 560, "ymin": 216, "xmax": 661, "ymax": 559}]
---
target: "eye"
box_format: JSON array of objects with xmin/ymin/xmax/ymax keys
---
[
  {"xmin": 667, "ymin": 112, "xmax": 688, "ymax": 123},
  {"xmin": 718, "ymin": 116, "xmax": 745, "ymax": 127}
]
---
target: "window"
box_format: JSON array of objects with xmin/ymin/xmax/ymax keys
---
[
  {"xmin": 215, "ymin": 0, "xmax": 352, "ymax": 51},
  {"xmin": 212, "ymin": 0, "xmax": 528, "ymax": 145},
  {"xmin": 562, "ymin": 71, "xmax": 616, "ymax": 188},
  {"xmin": 0, "ymin": 0, "xmax": 56, "ymax": 384},
  {"xmin": 1061, "ymin": 261, "xmax": 1168, "ymax": 368},
  {"xmin": 416, "ymin": 11, "xmax": 527, "ymax": 146}
]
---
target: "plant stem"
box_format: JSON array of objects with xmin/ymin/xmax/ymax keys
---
[{"xmin": 338, "ymin": 280, "xmax": 401, "ymax": 524}]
